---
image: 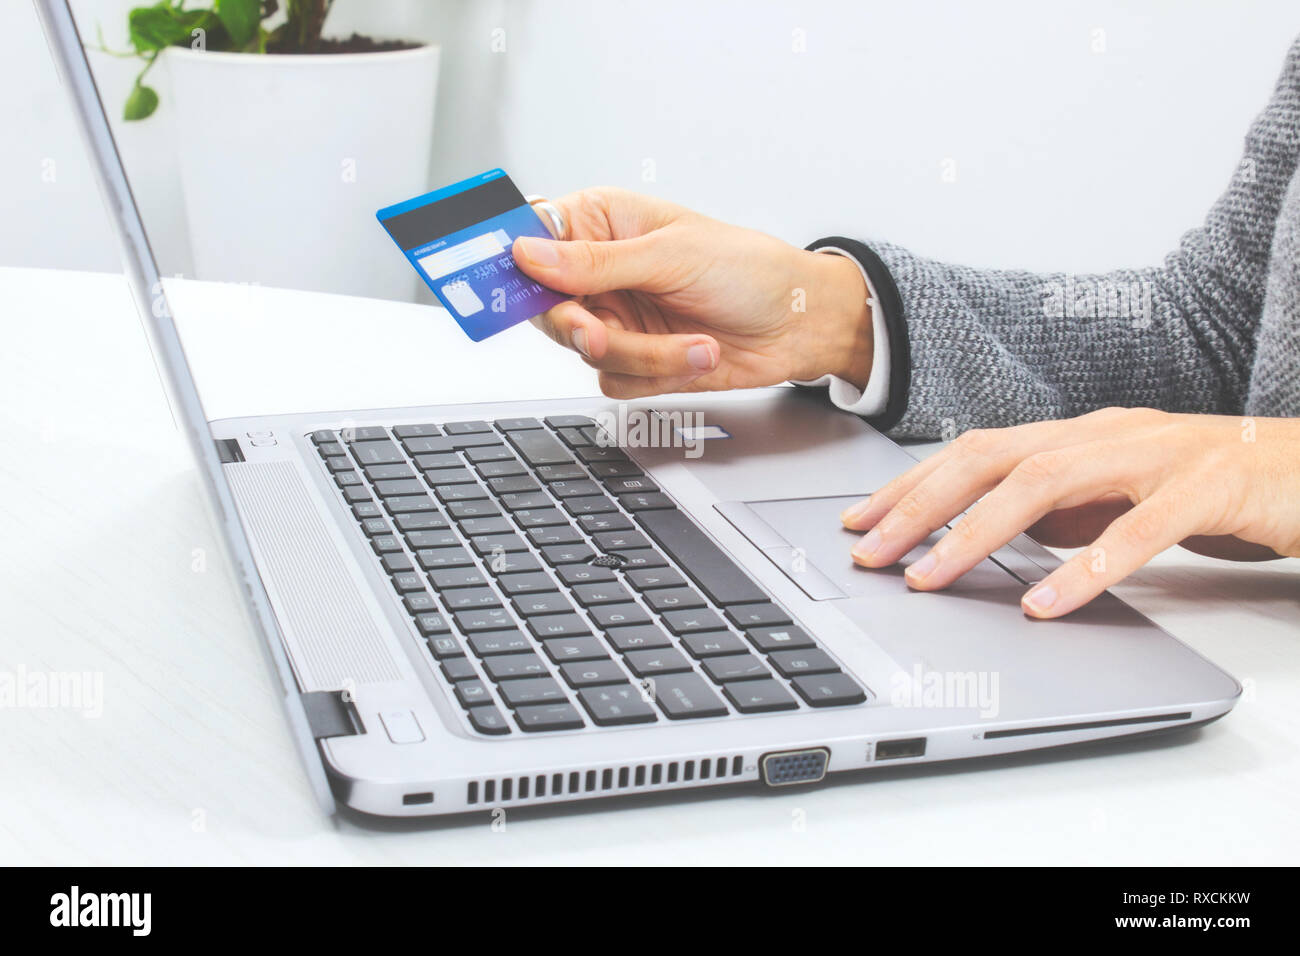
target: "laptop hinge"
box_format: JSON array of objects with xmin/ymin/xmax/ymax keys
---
[
  {"xmin": 215, "ymin": 437, "xmax": 245, "ymax": 463},
  {"xmin": 300, "ymin": 690, "xmax": 363, "ymax": 740}
]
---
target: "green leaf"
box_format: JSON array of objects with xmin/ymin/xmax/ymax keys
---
[
  {"xmin": 123, "ymin": 83, "xmax": 159, "ymax": 120},
  {"xmin": 128, "ymin": 4, "xmax": 192, "ymax": 53},
  {"xmin": 215, "ymin": 0, "xmax": 261, "ymax": 50}
]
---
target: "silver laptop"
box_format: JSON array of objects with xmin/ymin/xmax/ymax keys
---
[{"xmin": 38, "ymin": 0, "xmax": 1239, "ymax": 817}]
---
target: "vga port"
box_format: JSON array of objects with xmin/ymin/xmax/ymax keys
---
[{"xmin": 760, "ymin": 748, "xmax": 830, "ymax": 787}]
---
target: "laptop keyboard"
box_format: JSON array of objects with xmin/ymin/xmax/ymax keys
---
[{"xmin": 310, "ymin": 416, "xmax": 868, "ymax": 735}]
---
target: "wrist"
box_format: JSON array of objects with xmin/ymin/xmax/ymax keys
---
[{"xmin": 790, "ymin": 249, "xmax": 874, "ymax": 387}]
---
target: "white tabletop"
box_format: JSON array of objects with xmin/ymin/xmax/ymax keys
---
[{"xmin": 2, "ymin": 266, "xmax": 1296, "ymax": 865}]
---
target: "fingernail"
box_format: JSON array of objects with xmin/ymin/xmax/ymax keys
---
[
  {"xmin": 571, "ymin": 327, "xmax": 590, "ymax": 357},
  {"xmin": 841, "ymin": 496, "xmax": 871, "ymax": 524},
  {"xmin": 1023, "ymin": 582, "xmax": 1058, "ymax": 614},
  {"xmin": 686, "ymin": 343, "xmax": 716, "ymax": 371},
  {"xmin": 852, "ymin": 529, "xmax": 882, "ymax": 560},
  {"xmin": 517, "ymin": 236, "xmax": 558, "ymax": 266},
  {"xmin": 905, "ymin": 551, "xmax": 939, "ymax": 582}
]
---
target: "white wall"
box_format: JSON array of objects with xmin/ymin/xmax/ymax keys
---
[{"xmin": 3, "ymin": 0, "xmax": 1298, "ymax": 288}]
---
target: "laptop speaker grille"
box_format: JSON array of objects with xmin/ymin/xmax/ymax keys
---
[{"xmin": 466, "ymin": 754, "xmax": 748, "ymax": 805}]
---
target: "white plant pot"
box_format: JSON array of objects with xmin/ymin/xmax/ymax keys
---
[{"xmin": 164, "ymin": 44, "xmax": 439, "ymax": 300}]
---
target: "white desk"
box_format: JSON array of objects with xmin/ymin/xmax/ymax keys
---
[{"xmin": 2, "ymin": 266, "xmax": 1297, "ymax": 865}]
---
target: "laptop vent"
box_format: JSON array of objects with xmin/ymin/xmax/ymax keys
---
[{"xmin": 465, "ymin": 754, "xmax": 748, "ymax": 805}]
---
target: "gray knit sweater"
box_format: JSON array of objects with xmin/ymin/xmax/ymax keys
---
[{"xmin": 862, "ymin": 35, "xmax": 1300, "ymax": 440}]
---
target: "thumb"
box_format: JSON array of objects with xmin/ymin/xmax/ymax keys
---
[{"xmin": 513, "ymin": 234, "xmax": 675, "ymax": 296}]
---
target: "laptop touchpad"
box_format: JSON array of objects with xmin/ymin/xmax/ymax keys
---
[{"xmin": 715, "ymin": 495, "xmax": 1032, "ymax": 601}]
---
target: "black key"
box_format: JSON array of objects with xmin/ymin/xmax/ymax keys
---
[
  {"xmin": 415, "ymin": 546, "xmax": 473, "ymax": 569},
  {"xmin": 352, "ymin": 501, "xmax": 384, "ymax": 520},
  {"xmin": 536, "ymin": 464, "xmax": 587, "ymax": 482},
  {"xmin": 470, "ymin": 533, "xmax": 528, "ymax": 557},
  {"xmin": 441, "ymin": 657, "xmax": 477, "ymax": 681},
  {"xmin": 446, "ymin": 433, "xmax": 503, "ymax": 450},
  {"xmin": 791, "ymin": 672, "xmax": 867, "ymax": 707},
  {"xmin": 546, "ymin": 479, "xmax": 602, "ymax": 499},
  {"xmin": 513, "ymin": 508, "xmax": 568, "ymax": 529},
  {"xmin": 447, "ymin": 500, "xmax": 502, "ymax": 520},
  {"xmin": 636, "ymin": 508, "xmax": 766, "ymax": 606},
  {"xmin": 385, "ymin": 495, "xmax": 438, "ymax": 514},
  {"xmin": 511, "ymin": 592, "xmax": 574, "ymax": 617},
  {"xmin": 578, "ymin": 513, "xmax": 633, "ymax": 534},
  {"xmin": 499, "ymin": 677, "xmax": 568, "ymax": 707},
  {"xmin": 429, "ymin": 567, "xmax": 489, "ymax": 590},
  {"xmin": 339, "ymin": 485, "xmax": 372, "ymax": 504},
  {"xmin": 413, "ymin": 453, "xmax": 461, "ymax": 471},
  {"xmin": 468, "ymin": 706, "xmax": 512, "ymax": 735},
  {"xmin": 681, "ymin": 631, "xmax": 749, "ymax": 658},
  {"xmin": 341, "ymin": 425, "xmax": 389, "ymax": 442},
  {"xmin": 644, "ymin": 587, "xmax": 706, "ymax": 613},
  {"xmin": 604, "ymin": 476, "xmax": 659, "ymax": 495},
  {"xmin": 555, "ymin": 563, "xmax": 616, "ymax": 586},
  {"xmin": 723, "ymin": 678, "xmax": 798, "ymax": 713},
  {"xmin": 593, "ymin": 530, "xmax": 650, "ymax": 551},
  {"xmin": 660, "ymin": 608, "xmax": 727, "ymax": 634},
  {"xmin": 324, "ymin": 456, "xmax": 353, "ymax": 473},
  {"xmin": 540, "ymin": 543, "xmax": 595, "ymax": 565},
  {"xmin": 381, "ymin": 552, "xmax": 414, "ymax": 574},
  {"xmin": 394, "ymin": 512, "xmax": 449, "ymax": 532},
  {"xmin": 363, "ymin": 463, "xmax": 415, "ymax": 481},
  {"xmin": 613, "ymin": 550, "xmax": 668, "ymax": 569},
  {"xmin": 391, "ymin": 571, "xmax": 425, "ymax": 593},
  {"xmin": 702, "ymin": 654, "xmax": 770, "ymax": 683},
  {"xmin": 464, "ymin": 445, "xmax": 514, "ymax": 463},
  {"xmin": 543, "ymin": 414, "xmax": 595, "ymax": 429},
  {"xmin": 455, "ymin": 608, "xmax": 516, "ymax": 633},
  {"xmin": 576, "ymin": 446, "xmax": 628, "ymax": 464},
  {"xmin": 455, "ymin": 680, "xmax": 493, "ymax": 707},
  {"xmin": 309, "ymin": 430, "xmax": 337, "ymax": 445},
  {"xmin": 467, "ymin": 630, "xmax": 532, "ymax": 656},
  {"xmin": 495, "ymin": 417, "xmax": 542, "ymax": 432},
  {"xmin": 334, "ymin": 469, "xmax": 364, "ymax": 487},
  {"xmin": 406, "ymin": 529, "xmax": 459, "ymax": 549},
  {"xmin": 624, "ymin": 647, "xmax": 692, "ymax": 677},
  {"xmin": 564, "ymin": 495, "xmax": 617, "ymax": 516},
  {"xmin": 413, "ymin": 611, "xmax": 451, "ymax": 635},
  {"xmin": 770, "ymin": 648, "xmax": 839, "ymax": 678},
  {"xmin": 351, "ymin": 440, "xmax": 405, "ymax": 465},
  {"xmin": 543, "ymin": 637, "xmax": 610, "ymax": 664},
  {"xmin": 420, "ymin": 467, "xmax": 475, "ymax": 486},
  {"xmin": 620, "ymin": 492, "xmax": 674, "ymax": 512},
  {"xmin": 653, "ymin": 673, "xmax": 728, "ymax": 720},
  {"xmin": 476, "ymin": 459, "xmax": 527, "ymax": 478},
  {"xmin": 590, "ymin": 603, "xmax": 652, "ymax": 629},
  {"xmin": 625, "ymin": 568, "xmax": 687, "ymax": 591},
  {"xmin": 526, "ymin": 614, "xmax": 591, "ymax": 640},
  {"xmin": 501, "ymin": 492, "xmax": 551, "ymax": 511},
  {"xmin": 507, "ymin": 429, "xmax": 573, "ymax": 467},
  {"xmin": 515, "ymin": 702, "xmax": 584, "ymax": 732},
  {"xmin": 315, "ymin": 441, "xmax": 346, "ymax": 457},
  {"xmin": 427, "ymin": 634, "xmax": 465, "ymax": 659},
  {"xmin": 443, "ymin": 420, "xmax": 491, "ymax": 435},
  {"xmin": 746, "ymin": 625, "xmax": 815, "ymax": 653},
  {"xmin": 590, "ymin": 460, "xmax": 642, "ymax": 478},
  {"xmin": 402, "ymin": 436, "xmax": 456, "ymax": 455},
  {"xmin": 392, "ymin": 423, "xmax": 440, "ymax": 438},
  {"xmin": 403, "ymin": 592, "xmax": 438, "ymax": 615},
  {"xmin": 486, "ymin": 553, "xmax": 542, "ymax": 575},
  {"xmin": 497, "ymin": 572, "xmax": 556, "ymax": 596},
  {"xmin": 725, "ymin": 602, "xmax": 792, "ymax": 629},
  {"xmin": 572, "ymin": 582, "xmax": 634, "ymax": 606},
  {"xmin": 482, "ymin": 653, "xmax": 549, "ymax": 681},
  {"xmin": 440, "ymin": 587, "xmax": 501, "ymax": 612},
  {"xmin": 557, "ymin": 426, "xmax": 593, "ymax": 448},
  {"xmin": 605, "ymin": 625, "xmax": 673, "ymax": 652},
  {"xmin": 527, "ymin": 525, "xmax": 582, "ymax": 546},
  {"xmin": 560, "ymin": 659, "xmax": 625, "ymax": 687},
  {"xmin": 486, "ymin": 475, "xmax": 541, "ymax": 495},
  {"xmin": 458, "ymin": 516, "xmax": 512, "ymax": 536},
  {"xmin": 578, "ymin": 684, "xmax": 657, "ymax": 726},
  {"xmin": 435, "ymin": 484, "xmax": 488, "ymax": 504},
  {"xmin": 369, "ymin": 534, "xmax": 404, "ymax": 555},
  {"xmin": 360, "ymin": 517, "xmax": 392, "ymax": 537}
]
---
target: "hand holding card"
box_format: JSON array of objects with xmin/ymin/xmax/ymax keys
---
[{"xmin": 376, "ymin": 170, "xmax": 570, "ymax": 341}]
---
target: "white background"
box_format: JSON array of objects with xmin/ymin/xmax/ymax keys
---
[{"xmin": 3, "ymin": 0, "xmax": 1298, "ymax": 285}]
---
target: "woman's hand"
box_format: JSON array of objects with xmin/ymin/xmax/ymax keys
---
[
  {"xmin": 512, "ymin": 187, "xmax": 873, "ymax": 398},
  {"xmin": 840, "ymin": 408, "xmax": 1300, "ymax": 618}
]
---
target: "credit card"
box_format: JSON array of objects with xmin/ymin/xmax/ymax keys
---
[{"xmin": 376, "ymin": 169, "xmax": 569, "ymax": 341}]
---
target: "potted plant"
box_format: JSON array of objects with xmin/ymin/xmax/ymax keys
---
[{"xmin": 102, "ymin": 0, "xmax": 439, "ymax": 299}]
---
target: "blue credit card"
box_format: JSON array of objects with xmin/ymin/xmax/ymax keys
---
[{"xmin": 376, "ymin": 169, "xmax": 570, "ymax": 341}]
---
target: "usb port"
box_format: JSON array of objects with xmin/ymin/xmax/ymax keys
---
[{"xmin": 875, "ymin": 737, "xmax": 926, "ymax": 760}]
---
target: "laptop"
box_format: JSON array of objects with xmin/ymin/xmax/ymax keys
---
[{"xmin": 37, "ymin": 0, "xmax": 1239, "ymax": 817}]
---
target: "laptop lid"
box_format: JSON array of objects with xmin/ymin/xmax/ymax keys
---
[{"xmin": 33, "ymin": 0, "xmax": 336, "ymax": 813}]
